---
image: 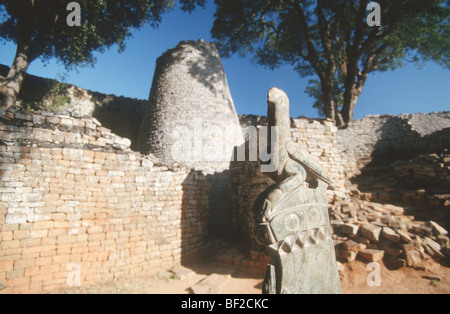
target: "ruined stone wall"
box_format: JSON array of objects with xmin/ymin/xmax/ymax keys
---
[
  {"xmin": 0, "ymin": 108, "xmax": 209, "ymax": 293},
  {"xmin": 337, "ymin": 112, "xmax": 450, "ymax": 176},
  {"xmin": 0, "ymin": 64, "xmax": 147, "ymax": 152},
  {"xmin": 392, "ymin": 152, "xmax": 450, "ymax": 190}
]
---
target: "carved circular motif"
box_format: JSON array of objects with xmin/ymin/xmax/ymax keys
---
[{"xmin": 285, "ymin": 214, "xmax": 301, "ymax": 232}]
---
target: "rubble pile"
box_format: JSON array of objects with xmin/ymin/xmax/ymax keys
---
[{"xmin": 331, "ymin": 186, "xmax": 449, "ymax": 270}]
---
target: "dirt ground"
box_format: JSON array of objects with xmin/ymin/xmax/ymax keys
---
[{"xmin": 55, "ymin": 258, "xmax": 450, "ymax": 294}]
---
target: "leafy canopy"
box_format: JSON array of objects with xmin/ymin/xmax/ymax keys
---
[
  {"xmin": 0, "ymin": 0, "xmax": 206, "ymax": 69},
  {"xmin": 212, "ymin": 0, "xmax": 450, "ymax": 119}
]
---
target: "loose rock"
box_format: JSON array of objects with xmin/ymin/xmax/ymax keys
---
[
  {"xmin": 361, "ymin": 224, "xmax": 382, "ymax": 242},
  {"xmin": 340, "ymin": 224, "xmax": 359, "ymax": 236},
  {"xmin": 429, "ymin": 221, "xmax": 448, "ymax": 237},
  {"xmin": 358, "ymin": 249, "xmax": 385, "ymax": 263},
  {"xmin": 382, "ymin": 227, "xmax": 401, "ymax": 243}
]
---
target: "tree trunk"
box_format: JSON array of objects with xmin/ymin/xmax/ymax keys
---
[
  {"xmin": 320, "ymin": 81, "xmax": 335, "ymax": 122},
  {"xmin": 341, "ymin": 85, "xmax": 363, "ymax": 126},
  {"xmin": 321, "ymin": 81, "xmax": 347, "ymax": 127},
  {"xmin": 334, "ymin": 109, "xmax": 345, "ymax": 127},
  {"xmin": 0, "ymin": 42, "xmax": 33, "ymax": 110}
]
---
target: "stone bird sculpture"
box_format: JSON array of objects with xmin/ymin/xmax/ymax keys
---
[
  {"xmin": 253, "ymin": 88, "xmax": 342, "ymax": 294},
  {"xmin": 258, "ymin": 87, "xmax": 335, "ymax": 221}
]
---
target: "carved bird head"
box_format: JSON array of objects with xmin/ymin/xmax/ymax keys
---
[{"xmin": 267, "ymin": 87, "xmax": 292, "ymax": 143}]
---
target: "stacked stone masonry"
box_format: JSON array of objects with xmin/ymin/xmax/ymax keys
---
[
  {"xmin": 0, "ymin": 108, "xmax": 209, "ymax": 293},
  {"xmin": 337, "ymin": 112, "xmax": 450, "ymax": 177},
  {"xmin": 138, "ymin": 40, "xmax": 244, "ymax": 173}
]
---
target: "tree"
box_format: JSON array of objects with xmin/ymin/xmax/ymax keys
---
[
  {"xmin": 212, "ymin": 0, "xmax": 450, "ymax": 127},
  {"xmin": 305, "ymin": 79, "xmax": 343, "ymax": 119},
  {"xmin": 0, "ymin": 0, "xmax": 205, "ymax": 109}
]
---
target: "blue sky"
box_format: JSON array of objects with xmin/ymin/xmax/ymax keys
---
[{"xmin": 0, "ymin": 2, "xmax": 449, "ymax": 119}]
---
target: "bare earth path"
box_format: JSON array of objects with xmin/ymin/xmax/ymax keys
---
[{"xmin": 55, "ymin": 259, "xmax": 450, "ymax": 294}]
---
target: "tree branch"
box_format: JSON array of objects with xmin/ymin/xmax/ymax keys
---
[
  {"xmin": 288, "ymin": 0, "xmax": 326, "ymax": 80},
  {"xmin": 316, "ymin": 0, "xmax": 336, "ymax": 75}
]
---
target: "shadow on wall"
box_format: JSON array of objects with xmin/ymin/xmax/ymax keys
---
[
  {"xmin": 180, "ymin": 169, "xmax": 210, "ymax": 266},
  {"xmin": 229, "ymin": 139, "xmax": 275, "ymax": 250},
  {"xmin": 353, "ymin": 115, "xmax": 450, "ymax": 192},
  {"xmin": 90, "ymin": 95, "xmax": 146, "ymax": 151},
  {"xmin": 206, "ymin": 170, "xmax": 233, "ymax": 238},
  {"xmin": 155, "ymin": 40, "xmax": 236, "ymax": 112},
  {"xmin": 185, "ymin": 43, "xmax": 235, "ymax": 111},
  {"xmin": 0, "ymin": 64, "xmax": 146, "ymax": 152},
  {"xmin": 361, "ymin": 117, "xmax": 450, "ymax": 171},
  {"xmin": 365, "ymin": 116, "xmax": 422, "ymax": 168}
]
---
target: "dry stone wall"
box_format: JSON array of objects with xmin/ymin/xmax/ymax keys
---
[
  {"xmin": 0, "ymin": 108, "xmax": 209, "ymax": 294},
  {"xmin": 0, "ymin": 64, "xmax": 147, "ymax": 152},
  {"xmin": 392, "ymin": 152, "xmax": 450, "ymax": 190},
  {"xmin": 337, "ymin": 112, "xmax": 450, "ymax": 176}
]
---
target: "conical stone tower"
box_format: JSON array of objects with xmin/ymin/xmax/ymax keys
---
[
  {"xmin": 139, "ymin": 40, "xmax": 243, "ymax": 172},
  {"xmin": 138, "ymin": 40, "xmax": 244, "ymax": 237}
]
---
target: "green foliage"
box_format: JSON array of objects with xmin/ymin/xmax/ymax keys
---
[
  {"xmin": 14, "ymin": 74, "xmax": 71, "ymax": 112},
  {"xmin": 0, "ymin": 0, "xmax": 205, "ymax": 69},
  {"xmin": 212, "ymin": 0, "xmax": 450, "ymax": 122},
  {"xmin": 40, "ymin": 76, "xmax": 71, "ymax": 111}
]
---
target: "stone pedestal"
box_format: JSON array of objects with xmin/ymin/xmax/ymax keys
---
[{"xmin": 257, "ymin": 183, "xmax": 342, "ymax": 294}]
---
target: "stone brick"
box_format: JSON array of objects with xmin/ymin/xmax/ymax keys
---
[
  {"xmin": 33, "ymin": 221, "xmax": 54, "ymax": 230},
  {"xmin": 0, "ymin": 261, "xmax": 14, "ymax": 272},
  {"xmin": 51, "ymin": 255, "xmax": 71, "ymax": 264},
  {"xmin": 429, "ymin": 221, "xmax": 448, "ymax": 236},
  {"xmin": 405, "ymin": 250, "xmax": 425, "ymax": 270},
  {"xmin": 358, "ymin": 249, "xmax": 385, "ymax": 263},
  {"xmin": 6, "ymin": 269, "xmax": 24, "ymax": 280},
  {"xmin": 341, "ymin": 250, "xmax": 357, "ymax": 263},
  {"xmin": 40, "ymin": 264, "xmax": 61, "ymax": 275},
  {"xmin": 343, "ymin": 240, "xmax": 366, "ymax": 252},
  {"xmin": 2, "ymin": 240, "xmax": 20, "ymax": 250},
  {"xmin": 1, "ymin": 231, "xmax": 13, "ymax": 241},
  {"xmin": 13, "ymin": 258, "xmax": 35, "ymax": 270},
  {"xmin": 397, "ymin": 230, "xmax": 414, "ymax": 243},
  {"xmin": 340, "ymin": 224, "xmax": 359, "ymax": 236},
  {"xmin": 94, "ymin": 152, "xmax": 106, "ymax": 160},
  {"xmin": 13, "ymin": 230, "xmax": 31, "ymax": 240},
  {"xmin": 31, "ymin": 230, "xmax": 49, "ymax": 239},
  {"xmin": 24, "ymin": 266, "xmax": 40, "ymax": 277},
  {"xmin": 35, "ymin": 257, "xmax": 52, "ymax": 267},
  {"xmin": 360, "ymin": 224, "xmax": 382, "ymax": 242},
  {"xmin": 382, "ymin": 227, "xmax": 400, "ymax": 243}
]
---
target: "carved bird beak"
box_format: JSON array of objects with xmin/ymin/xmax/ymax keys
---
[
  {"xmin": 268, "ymin": 87, "xmax": 287, "ymax": 106},
  {"xmin": 267, "ymin": 87, "xmax": 279, "ymax": 104}
]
